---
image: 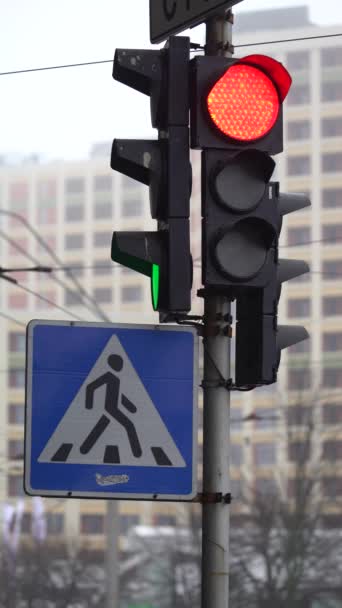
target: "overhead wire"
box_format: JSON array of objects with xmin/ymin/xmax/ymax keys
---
[
  {"xmin": 0, "ymin": 209, "xmax": 111, "ymax": 322},
  {"xmin": 1, "ymin": 32, "xmax": 342, "ymax": 78},
  {"xmin": 0, "ymin": 227, "xmax": 110, "ymax": 322}
]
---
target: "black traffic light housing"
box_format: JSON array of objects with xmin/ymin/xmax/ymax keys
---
[
  {"xmin": 190, "ymin": 54, "xmax": 291, "ymax": 154},
  {"xmin": 111, "ymin": 36, "xmax": 192, "ymax": 316},
  {"xmin": 235, "ymin": 191, "xmax": 311, "ymax": 387}
]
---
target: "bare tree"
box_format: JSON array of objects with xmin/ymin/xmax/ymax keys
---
[{"xmin": 230, "ymin": 397, "xmax": 342, "ymax": 608}]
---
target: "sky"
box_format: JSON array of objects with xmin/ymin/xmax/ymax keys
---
[{"xmin": 0, "ymin": 0, "xmax": 341, "ymax": 162}]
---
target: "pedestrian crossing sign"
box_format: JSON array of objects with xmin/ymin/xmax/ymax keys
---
[{"xmin": 25, "ymin": 321, "xmax": 198, "ymax": 501}]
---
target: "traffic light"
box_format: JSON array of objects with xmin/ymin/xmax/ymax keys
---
[
  {"xmin": 189, "ymin": 52, "xmax": 310, "ymax": 386},
  {"xmin": 111, "ymin": 36, "xmax": 192, "ymax": 315},
  {"xmin": 235, "ymin": 190, "xmax": 310, "ymax": 387}
]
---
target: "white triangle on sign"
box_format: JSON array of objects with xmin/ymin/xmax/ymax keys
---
[{"xmin": 38, "ymin": 335, "xmax": 186, "ymax": 468}]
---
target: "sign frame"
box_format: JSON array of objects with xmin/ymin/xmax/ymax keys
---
[
  {"xmin": 150, "ymin": 0, "xmax": 243, "ymax": 43},
  {"xmin": 25, "ymin": 320, "xmax": 198, "ymax": 501}
]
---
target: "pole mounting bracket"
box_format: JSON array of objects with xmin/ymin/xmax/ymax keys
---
[{"xmin": 196, "ymin": 492, "xmax": 232, "ymax": 504}]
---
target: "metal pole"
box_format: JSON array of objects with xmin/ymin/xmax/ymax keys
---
[
  {"xmin": 106, "ymin": 500, "xmax": 119, "ymax": 608},
  {"xmin": 201, "ymin": 10, "xmax": 233, "ymax": 608}
]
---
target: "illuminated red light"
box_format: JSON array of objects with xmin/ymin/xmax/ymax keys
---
[{"xmin": 207, "ymin": 63, "xmax": 280, "ymax": 142}]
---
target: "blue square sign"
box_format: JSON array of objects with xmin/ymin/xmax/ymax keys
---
[{"xmin": 25, "ymin": 321, "xmax": 198, "ymax": 501}]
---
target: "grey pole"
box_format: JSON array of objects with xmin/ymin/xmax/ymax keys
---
[
  {"xmin": 106, "ymin": 500, "xmax": 119, "ymax": 608},
  {"xmin": 201, "ymin": 10, "xmax": 233, "ymax": 608}
]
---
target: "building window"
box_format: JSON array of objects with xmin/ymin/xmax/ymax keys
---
[
  {"xmin": 322, "ymin": 117, "xmax": 342, "ymax": 137},
  {"xmin": 321, "ymin": 81, "xmax": 342, "ymax": 102},
  {"xmin": 231, "ymin": 443, "xmax": 243, "ymax": 466},
  {"xmin": 322, "ymin": 259, "xmax": 342, "ymax": 279},
  {"xmin": 65, "ymin": 204, "xmax": 84, "ymax": 222},
  {"xmin": 287, "ymin": 298, "xmax": 311, "ymax": 318},
  {"xmin": 288, "ymin": 339, "xmax": 310, "ymax": 354},
  {"xmin": 80, "ymin": 514, "xmax": 104, "ymax": 534},
  {"xmin": 67, "ymin": 263, "xmax": 84, "ymax": 278},
  {"xmin": 119, "ymin": 514, "xmax": 140, "ymax": 535},
  {"xmin": 65, "ymin": 234, "xmax": 84, "ymax": 250},
  {"xmin": 254, "ymin": 443, "xmax": 276, "ymax": 466},
  {"xmin": 94, "ymin": 231, "xmax": 112, "ymax": 248},
  {"xmin": 288, "ymin": 271, "xmax": 310, "ymax": 284},
  {"xmin": 121, "ymin": 198, "xmax": 143, "ymax": 218},
  {"xmin": 323, "ymin": 440, "xmax": 342, "ymax": 461},
  {"xmin": 65, "ymin": 178, "xmax": 84, "ymax": 194},
  {"xmin": 322, "ymin": 152, "xmax": 342, "ymax": 173},
  {"xmin": 322, "ymin": 188, "xmax": 342, "ymax": 208},
  {"xmin": 323, "ymin": 368, "xmax": 342, "ymax": 388},
  {"xmin": 287, "ymin": 120, "xmax": 311, "ymax": 141},
  {"xmin": 288, "ymin": 369, "xmax": 311, "ymax": 390},
  {"xmin": 22, "ymin": 513, "xmax": 32, "ymax": 534},
  {"xmin": 93, "ymin": 175, "xmax": 112, "ymax": 192},
  {"xmin": 287, "ymin": 51, "xmax": 309, "ymax": 70},
  {"xmin": 10, "ymin": 182, "xmax": 28, "ymax": 203},
  {"xmin": 287, "ymin": 405, "xmax": 312, "ymax": 426},
  {"xmin": 9, "ymin": 369, "xmax": 25, "ymax": 388},
  {"xmin": 254, "ymin": 408, "xmax": 277, "ymax": 429},
  {"xmin": 8, "ymin": 475, "xmax": 24, "ymax": 497},
  {"xmin": 323, "ymin": 332, "xmax": 342, "ymax": 351},
  {"xmin": 37, "ymin": 179, "xmax": 56, "ymax": 203},
  {"xmin": 322, "ymin": 224, "xmax": 342, "ymax": 243},
  {"xmin": 8, "ymin": 404, "xmax": 25, "ymax": 425},
  {"xmin": 93, "ymin": 288, "xmax": 112, "ymax": 304},
  {"xmin": 121, "ymin": 285, "xmax": 143, "ymax": 303},
  {"xmin": 287, "ymin": 85, "xmax": 310, "ymax": 106},
  {"xmin": 37, "ymin": 203, "xmax": 57, "ymax": 225},
  {"xmin": 255, "ymin": 478, "xmax": 277, "ymax": 495},
  {"xmin": 8, "ymin": 293, "xmax": 28, "ymax": 309},
  {"xmin": 8, "ymin": 237, "xmax": 28, "ymax": 256},
  {"xmin": 323, "ymin": 403, "xmax": 342, "ymax": 425},
  {"xmin": 153, "ymin": 514, "xmax": 176, "ymax": 526},
  {"xmin": 64, "ymin": 289, "xmax": 83, "ymax": 307},
  {"xmin": 287, "ymin": 226, "xmax": 310, "ymax": 246},
  {"xmin": 321, "ymin": 47, "xmax": 342, "ymax": 67},
  {"xmin": 288, "ymin": 441, "xmax": 310, "ymax": 463},
  {"xmin": 323, "ymin": 296, "xmax": 342, "ymax": 316},
  {"xmin": 8, "ymin": 439, "xmax": 24, "ymax": 460},
  {"xmin": 9, "ymin": 332, "xmax": 25, "ymax": 352},
  {"xmin": 94, "ymin": 201, "xmax": 112, "ymax": 220},
  {"xmin": 322, "ymin": 477, "xmax": 342, "ymax": 499},
  {"xmin": 122, "ymin": 176, "xmax": 139, "ymax": 190},
  {"xmin": 287, "ymin": 156, "xmax": 311, "ymax": 176},
  {"xmin": 47, "ymin": 513, "xmax": 64, "ymax": 535},
  {"xmin": 93, "ymin": 260, "xmax": 112, "ymax": 276}
]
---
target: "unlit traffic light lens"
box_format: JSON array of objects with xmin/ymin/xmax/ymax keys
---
[{"xmin": 207, "ymin": 63, "xmax": 280, "ymax": 142}]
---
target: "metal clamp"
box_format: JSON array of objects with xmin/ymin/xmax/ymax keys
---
[{"xmin": 197, "ymin": 492, "xmax": 232, "ymax": 504}]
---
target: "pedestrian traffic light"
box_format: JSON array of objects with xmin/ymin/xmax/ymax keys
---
[
  {"xmin": 235, "ymin": 191, "xmax": 310, "ymax": 387},
  {"xmin": 111, "ymin": 36, "xmax": 192, "ymax": 315}
]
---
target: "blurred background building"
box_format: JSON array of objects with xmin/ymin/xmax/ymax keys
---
[{"xmin": 0, "ymin": 3, "xmax": 341, "ymax": 558}]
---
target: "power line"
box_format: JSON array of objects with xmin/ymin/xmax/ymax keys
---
[
  {"xmin": 0, "ymin": 59, "xmax": 113, "ymax": 77},
  {"xmin": 235, "ymin": 31, "xmax": 342, "ymax": 49},
  {"xmin": 8, "ymin": 281, "xmax": 87, "ymax": 322},
  {"xmin": 1, "ymin": 31, "xmax": 342, "ymax": 78},
  {"xmin": 0, "ymin": 312, "xmax": 26, "ymax": 328},
  {"xmin": 0, "ymin": 209, "xmax": 111, "ymax": 322}
]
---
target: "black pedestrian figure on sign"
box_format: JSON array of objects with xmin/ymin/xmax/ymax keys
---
[{"xmin": 79, "ymin": 354, "xmax": 142, "ymax": 460}]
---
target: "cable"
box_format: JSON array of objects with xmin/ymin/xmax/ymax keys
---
[
  {"xmin": 0, "ymin": 312, "xmax": 26, "ymax": 328},
  {"xmin": 235, "ymin": 31, "xmax": 342, "ymax": 49},
  {"xmin": 0, "ymin": 209, "xmax": 111, "ymax": 322},
  {"xmin": 8, "ymin": 281, "xmax": 87, "ymax": 322},
  {"xmin": 1, "ymin": 31, "xmax": 342, "ymax": 78},
  {"xmin": 0, "ymin": 230, "xmax": 110, "ymax": 322},
  {"xmin": 0, "ymin": 59, "xmax": 113, "ymax": 77}
]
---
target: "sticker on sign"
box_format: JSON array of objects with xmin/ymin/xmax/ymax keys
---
[{"xmin": 150, "ymin": 0, "xmax": 243, "ymax": 44}]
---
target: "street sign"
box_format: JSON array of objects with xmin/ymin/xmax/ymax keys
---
[
  {"xmin": 25, "ymin": 320, "xmax": 198, "ymax": 501},
  {"xmin": 150, "ymin": 0, "xmax": 243, "ymax": 43}
]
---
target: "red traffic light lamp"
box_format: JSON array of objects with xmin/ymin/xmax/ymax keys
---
[{"xmin": 191, "ymin": 54, "xmax": 292, "ymax": 154}]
